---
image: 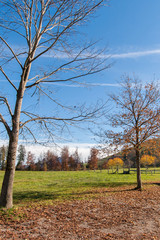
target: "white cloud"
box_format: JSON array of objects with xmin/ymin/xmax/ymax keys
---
[
  {"xmin": 3, "ymin": 43, "xmax": 160, "ymax": 60},
  {"xmin": 110, "ymin": 49, "xmax": 160, "ymax": 59},
  {"xmin": 43, "ymin": 48, "xmax": 160, "ymax": 59},
  {"xmin": 44, "ymin": 82, "xmax": 120, "ymax": 87},
  {"xmin": 0, "ymin": 79, "xmax": 120, "ymax": 88}
]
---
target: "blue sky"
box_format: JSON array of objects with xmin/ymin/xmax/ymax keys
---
[
  {"xmin": 1, "ymin": 0, "xmax": 160, "ymax": 158},
  {"xmin": 54, "ymin": 0, "xmax": 160, "ymax": 143}
]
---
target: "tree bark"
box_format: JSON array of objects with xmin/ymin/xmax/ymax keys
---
[
  {"xmin": 0, "ymin": 135, "xmax": 18, "ymax": 208},
  {"xmin": 135, "ymin": 148, "xmax": 142, "ymax": 190},
  {"xmin": 0, "ymin": 84, "xmax": 25, "ymax": 208}
]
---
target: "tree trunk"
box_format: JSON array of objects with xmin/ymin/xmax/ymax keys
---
[
  {"xmin": 0, "ymin": 83, "xmax": 25, "ymax": 208},
  {"xmin": 0, "ymin": 134, "xmax": 18, "ymax": 208},
  {"xmin": 135, "ymin": 149, "xmax": 142, "ymax": 190}
]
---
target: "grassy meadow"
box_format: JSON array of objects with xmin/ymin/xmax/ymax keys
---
[{"xmin": 0, "ymin": 170, "xmax": 160, "ymax": 206}]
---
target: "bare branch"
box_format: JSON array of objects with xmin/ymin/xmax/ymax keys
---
[
  {"xmin": 30, "ymin": 0, "xmax": 104, "ymax": 63},
  {"xmin": 1, "ymin": 51, "xmax": 27, "ymax": 68},
  {"xmin": 0, "ymin": 113, "xmax": 11, "ymax": 137},
  {"xmin": 102, "ymin": 76, "xmax": 160, "ymax": 153},
  {"xmin": 23, "ymin": 125, "xmax": 38, "ymax": 143},
  {"xmin": 0, "ymin": 36, "xmax": 23, "ymax": 69},
  {"xmin": 0, "ymin": 67, "xmax": 17, "ymax": 91},
  {"xmin": 0, "ymin": 24, "xmax": 26, "ymax": 39},
  {"xmin": 0, "ymin": 96, "xmax": 13, "ymax": 116}
]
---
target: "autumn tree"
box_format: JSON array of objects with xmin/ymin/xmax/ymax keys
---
[
  {"xmin": 102, "ymin": 160, "xmax": 108, "ymax": 169},
  {"xmin": 107, "ymin": 157, "xmax": 124, "ymax": 172},
  {"xmin": 45, "ymin": 150, "xmax": 59, "ymax": 171},
  {"xmin": 26, "ymin": 151, "xmax": 36, "ymax": 171},
  {"xmin": 140, "ymin": 155, "xmax": 155, "ymax": 168},
  {"xmin": 71, "ymin": 148, "xmax": 82, "ymax": 170},
  {"xmin": 106, "ymin": 158, "xmax": 113, "ymax": 169},
  {"xmin": 43, "ymin": 161, "xmax": 48, "ymax": 171},
  {"xmin": 61, "ymin": 146, "xmax": 69, "ymax": 171},
  {"xmin": 88, "ymin": 148, "xmax": 98, "ymax": 170},
  {"xmin": 36, "ymin": 151, "xmax": 62, "ymax": 171},
  {"xmin": 68, "ymin": 155, "xmax": 76, "ymax": 171},
  {"xmin": 141, "ymin": 138, "xmax": 160, "ymax": 164},
  {"xmin": 113, "ymin": 157, "xmax": 124, "ymax": 172},
  {"xmin": 0, "ymin": 0, "xmax": 109, "ymax": 208},
  {"xmin": 103, "ymin": 76, "xmax": 160, "ymax": 190}
]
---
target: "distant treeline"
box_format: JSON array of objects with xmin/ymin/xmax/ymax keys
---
[
  {"xmin": 0, "ymin": 138, "xmax": 159, "ymax": 171},
  {"xmin": 0, "ymin": 145, "xmax": 98, "ymax": 171}
]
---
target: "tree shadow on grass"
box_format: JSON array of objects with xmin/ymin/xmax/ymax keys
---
[
  {"xmin": 82, "ymin": 181, "xmax": 135, "ymax": 188},
  {"xmin": 13, "ymin": 182, "xmax": 137, "ymax": 204},
  {"xmin": 149, "ymin": 182, "xmax": 160, "ymax": 186},
  {"xmin": 13, "ymin": 191, "xmax": 58, "ymax": 204},
  {"xmin": 46, "ymin": 181, "xmax": 135, "ymax": 189}
]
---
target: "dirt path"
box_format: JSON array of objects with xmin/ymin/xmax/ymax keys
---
[{"xmin": 0, "ymin": 184, "xmax": 160, "ymax": 239}]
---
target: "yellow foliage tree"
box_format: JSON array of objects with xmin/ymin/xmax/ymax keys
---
[
  {"xmin": 140, "ymin": 155, "xmax": 155, "ymax": 168},
  {"xmin": 107, "ymin": 157, "xmax": 124, "ymax": 172}
]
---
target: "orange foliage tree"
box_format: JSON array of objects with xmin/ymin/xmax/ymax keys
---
[
  {"xmin": 88, "ymin": 148, "xmax": 98, "ymax": 170},
  {"xmin": 140, "ymin": 155, "xmax": 155, "ymax": 168}
]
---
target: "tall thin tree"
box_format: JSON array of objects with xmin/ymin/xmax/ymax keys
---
[{"xmin": 0, "ymin": 0, "xmax": 109, "ymax": 208}]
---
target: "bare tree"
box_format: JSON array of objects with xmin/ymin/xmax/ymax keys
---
[
  {"xmin": 102, "ymin": 76, "xmax": 160, "ymax": 190},
  {"xmin": 0, "ymin": 0, "xmax": 109, "ymax": 208}
]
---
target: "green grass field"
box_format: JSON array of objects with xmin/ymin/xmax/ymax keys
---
[{"xmin": 0, "ymin": 169, "xmax": 160, "ymax": 206}]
